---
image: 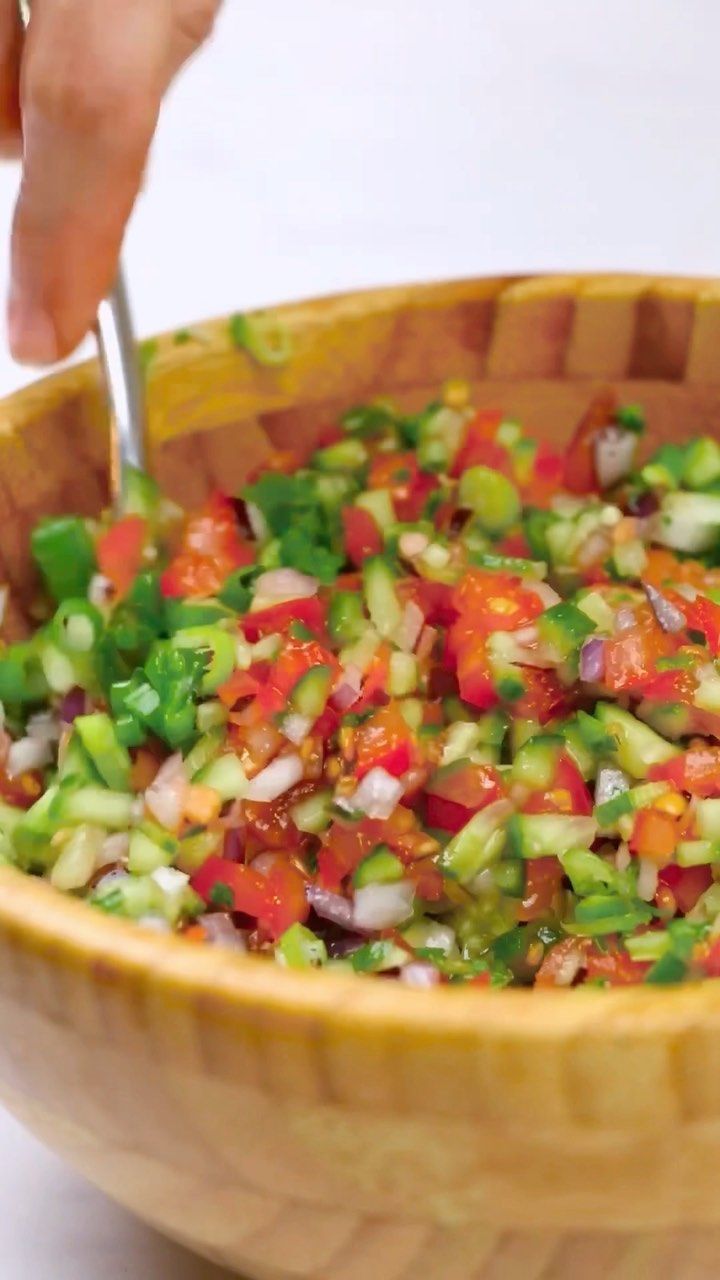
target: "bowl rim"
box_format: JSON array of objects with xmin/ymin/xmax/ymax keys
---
[{"xmin": 5, "ymin": 269, "xmax": 720, "ymax": 1040}]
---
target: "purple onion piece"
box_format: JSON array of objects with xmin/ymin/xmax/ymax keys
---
[
  {"xmin": 59, "ymin": 687, "xmax": 87, "ymax": 724},
  {"xmin": 306, "ymin": 884, "xmax": 355, "ymax": 928},
  {"xmin": 223, "ymin": 829, "xmax": 244, "ymax": 863},
  {"xmin": 642, "ymin": 581, "xmax": 687, "ymax": 635},
  {"xmin": 579, "ymin": 636, "xmax": 606, "ymax": 683},
  {"xmin": 628, "ymin": 490, "xmax": 659, "ymax": 518}
]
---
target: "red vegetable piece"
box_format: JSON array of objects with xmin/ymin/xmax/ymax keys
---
[
  {"xmin": 563, "ymin": 389, "xmax": 618, "ymax": 494},
  {"xmin": 96, "ymin": 515, "xmax": 147, "ymax": 598},
  {"xmin": 342, "ymin": 506, "xmax": 383, "ymax": 567}
]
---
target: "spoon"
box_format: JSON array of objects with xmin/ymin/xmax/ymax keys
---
[{"xmin": 17, "ymin": 0, "xmax": 148, "ymax": 512}]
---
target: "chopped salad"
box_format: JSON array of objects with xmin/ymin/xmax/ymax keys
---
[{"xmin": 4, "ymin": 383, "xmax": 720, "ymax": 987}]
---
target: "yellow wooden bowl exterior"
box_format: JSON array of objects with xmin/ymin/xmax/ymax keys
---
[{"xmin": 2, "ymin": 275, "xmax": 720, "ymax": 1278}]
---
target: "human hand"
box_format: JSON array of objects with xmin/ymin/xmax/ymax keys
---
[{"xmin": 1, "ymin": 0, "xmax": 221, "ymax": 364}]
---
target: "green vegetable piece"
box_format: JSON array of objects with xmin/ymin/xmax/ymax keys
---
[
  {"xmin": 594, "ymin": 703, "xmax": 680, "ymax": 779},
  {"xmin": 164, "ymin": 598, "xmax": 234, "ymax": 632},
  {"xmin": 458, "ymin": 465, "xmax": 521, "ymax": 535},
  {"xmin": 74, "ymin": 713, "xmax": 131, "ymax": 791},
  {"xmin": 171, "ymin": 625, "xmax": 236, "ymax": 694},
  {"xmin": 128, "ymin": 829, "xmax": 172, "ymax": 876},
  {"xmin": 122, "ymin": 466, "xmax": 160, "ymax": 521},
  {"xmin": 230, "ymin": 311, "xmax": 292, "ymax": 366},
  {"xmin": 350, "ymin": 939, "xmax": 407, "ymax": 973},
  {"xmin": 615, "ymin": 404, "xmax": 645, "ymax": 434},
  {"xmin": 218, "ymin": 567, "xmax": 256, "ymax": 613},
  {"xmin": 469, "ymin": 551, "xmax": 547, "ymax": 579},
  {"xmin": 538, "ymin": 602, "xmax": 596, "ymax": 660},
  {"xmin": 341, "ymin": 404, "xmax": 396, "ymax": 438},
  {"xmin": 194, "ymin": 753, "xmax": 248, "ymax": 801},
  {"xmin": 31, "ymin": 516, "xmax": 96, "ymax": 603},
  {"xmin": 0, "ymin": 641, "xmax": 48, "ymax": 705},
  {"xmin": 290, "ymin": 665, "xmax": 332, "ymax": 719},
  {"xmin": 51, "ymin": 599, "xmax": 103, "ymax": 655},
  {"xmin": 559, "ymin": 847, "xmax": 621, "ymax": 896},
  {"xmin": 565, "ymin": 893, "xmax": 653, "ymax": 937},
  {"xmin": 352, "ymin": 846, "xmax": 404, "ymax": 888},
  {"xmin": 438, "ymin": 800, "xmax": 512, "ymax": 884},
  {"xmin": 12, "ymin": 786, "xmax": 60, "ymax": 870},
  {"xmin": 183, "ymin": 726, "xmax": 225, "ymax": 778},
  {"xmin": 523, "ymin": 507, "xmax": 559, "ymax": 561},
  {"xmin": 290, "ymin": 789, "xmax": 333, "ymax": 835},
  {"xmin": 50, "ymin": 785, "xmax": 136, "ymax": 830},
  {"xmin": 312, "ymin": 439, "xmax": 368, "ymax": 472},
  {"xmin": 276, "ymin": 922, "xmax": 328, "ymax": 969},
  {"xmin": 511, "ymin": 733, "xmax": 564, "ymax": 791},
  {"xmin": 683, "ymin": 437, "xmax": 720, "ymax": 491},
  {"xmin": 641, "ymin": 442, "xmax": 688, "ymax": 491},
  {"xmin": 507, "ymin": 813, "xmax": 598, "ymax": 860},
  {"xmin": 328, "ymin": 591, "xmax": 366, "ymax": 645},
  {"xmin": 362, "ymin": 555, "xmax": 402, "ymax": 639}
]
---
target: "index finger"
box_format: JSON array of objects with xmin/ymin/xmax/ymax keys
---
[{"xmin": 9, "ymin": 0, "xmax": 171, "ymax": 363}]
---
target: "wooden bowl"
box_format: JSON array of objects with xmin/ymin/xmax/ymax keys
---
[{"xmin": 2, "ymin": 274, "xmax": 720, "ymax": 1280}]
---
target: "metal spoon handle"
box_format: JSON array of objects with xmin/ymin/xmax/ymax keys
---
[
  {"xmin": 96, "ymin": 274, "xmax": 148, "ymax": 506},
  {"xmin": 17, "ymin": 0, "xmax": 147, "ymax": 510}
]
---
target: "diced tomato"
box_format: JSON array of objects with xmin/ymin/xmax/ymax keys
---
[
  {"xmin": 0, "ymin": 765, "xmax": 42, "ymax": 810},
  {"xmin": 455, "ymin": 641, "xmax": 499, "ymax": 711},
  {"xmin": 317, "ymin": 821, "xmax": 376, "ymax": 889},
  {"xmin": 534, "ymin": 937, "xmax": 588, "ymax": 986},
  {"xmin": 268, "ymin": 635, "xmax": 337, "ymax": 700},
  {"xmin": 396, "ymin": 471, "xmax": 439, "ymax": 522},
  {"xmin": 399, "ymin": 578, "xmax": 456, "ymax": 627},
  {"xmin": 657, "ymin": 863, "xmax": 712, "ymax": 915},
  {"xmin": 517, "ymin": 857, "xmax": 564, "ymax": 922},
  {"xmin": 451, "ymin": 569, "xmax": 543, "ymax": 637},
  {"xmin": 682, "ymin": 594, "xmax": 720, "ymax": 656},
  {"xmin": 190, "ymin": 856, "xmax": 268, "ymax": 916},
  {"xmin": 246, "ymin": 448, "xmax": 304, "ymax": 481},
  {"xmin": 563, "ymin": 389, "xmax": 617, "ymax": 494},
  {"xmin": 350, "ymin": 644, "xmax": 392, "ymax": 713},
  {"xmin": 342, "ymin": 506, "xmax": 383, "ymax": 567},
  {"xmin": 584, "ymin": 943, "xmax": 651, "ymax": 986},
  {"xmin": 522, "ymin": 442, "xmax": 564, "ymax": 505},
  {"xmin": 243, "ymin": 782, "xmax": 319, "ymax": 850},
  {"xmin": 649, "ymin": 745, "xmax": 720, "ymax": 798},
  {"xmin": 96, "ymin": 515, "xmax": 147, "ymax": 598},
  {"xmin": 604, "ymin": 618, "xmax": 675, "ymax": 694},
  {"xmin": 406, "ymin": 860, "xmax": 445, "ymax": 902},
  {"xmin": 513, "ymin": 668, "xmax": 572, "ymax": 725},
  {"xmin": 260, "ymin": 860, "xmax": 310, "ymax": 938},
  {"xmin": 161, "ymin": 492, "xmax": 255, "ymax": 598},
  {"xmin": 218, "ymin": 668, "xmax": 262, "ymax": 709},
  {"xmin": 242, "ymin": 595, "xmax": 326, "ymax": 642},
  {"xmin": 639, "ymin": 663, "xmax": 698, "ymax": 704},
  {"xmin": 629, "ymin": 807, "xmax": 679, "ymax": 863},
  {"xmin": 354, "ymin": 701, "xmax": 416, "ymax": 779},
  {"xmin": 426, "ymin": 761, "xmax": 504, "ymax": 831},
  {"xmin": 699, "ymin": 937, "xmax": 720, "ymax": 978},
  {"xmin": 450, "ymin": 409, "xmax": 505, "ymax": 478}
]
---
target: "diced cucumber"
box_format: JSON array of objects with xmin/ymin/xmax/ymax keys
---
[
  {"xmin": 194, "ymin": 753, "xmax": 247, "ymax": 801},
  {"xmin": 511, "ymin": 733, "xmax": 564, "ymax": 790},
  {"xmin": 290, "ymin": 788, "xmax": 333, "ymax": 834},
  {"xmin": 51, "ymin": 786, "xmax": 136, "ymax": 830},
  {"xmin": 352, "ymin": 846, "xmax": 404, "ymax": 888},
  {"xmin": 58, "ymin": 733, "xmax": 102, "ymax": 786},
  {"xmin": 594, "ymin": 702, "xmax": 679, "ymax": 779},
  {"xmin": 290, "ymin": 666, "xmax": 333, "ymax": 719},
  {"xmin": 683, "ymin": 437, "xmax": 720, "ymax": 490},
  {"xmin": 559, "ymin": 847, "xmax": 621, "ymax": 895},
  {"xmin": 176, "ymin": 828, "xmax": 222, "ymax": 874},
  {"xmin": 74, "ymin": 713, "xmax": 131, "ymax": 791},
  {"xmin": 328, "ymin": 591, "xmax": 366, "ymax": 645},
  {"xmin": 610, "ymin": 539, "xmax": 647, "ymax": 580},
  {"xmin": 637, "ymin": 700, "xmax": 693, "ymax": 740},
  {"xmin": 417, "ymin": 405, "xmax": 466, "ymax": 472},
  {"xmin": 656, "ymin": 491, "xmax": 720, "ymax": 554},
  {"xmin": 12, "ymin": 786, "xmax": 60, "ymax": 870},
  {"xmin": 128, "ymin": 829, "xmax": 172, "ymax": 876},
  {"xmin": 362, "ymin": 556, "xmax": 402, "ymax": 639},
  {"xmin": 694, "ymin": 664, "xmax": 720, "ymax": 714},
  {"xmin": 50, "ymin": 824, "xmax": 105, "ymax": 891},
  {"xmin": 402, "ymin": 918, "xmax": 458, "ymax": 955},
  {"xmin": 458, "ymin": 466, "xmax": 521, "ymax": 535},
  {"xmin": 697, "ymin": 798, "xmax": 720, "ymax": 842},
  {"xmin": 676, "ymin": 840, "xmax": 720, "ymax": 868},
  {"xmin": 164, "ymin": 599, "xmax": 234, "ymax": 632},
  {"xmin": 491, "ymin": 860, "xmax": 526, "ymax": 896},
  {"xmin": 196, "ymin": 700, "xmax": 228, "ymax": 733},
  {"xmin": 537, "ymin": 603, "xmax": 595, "ymax": 661},
  {"xmin": 355, "ymin": 489, "xmax": 396, "ymax": 531},
  {"xmin": 399, "ymin": 698, "xmax": 424, "ymax": 731},
  {"xmin": 641, "ymin": 443, "xmax": 687, "ymax": 491},
  {"xmin": 594, "ymin": 780, "xmax": 669, "ymax": 828},
  {"xmin": 388, "ymin": 652, "xmax": 418, "ymax": 696},
  {"xmin": 312, "ymin": 439, "xmax": 368, "ymax": 472},
  {"xmin": 441, "ymin": 722, "xmax": 482, "ymax": 766},
  {"xmin": 576, "ymin": 590, "xmax": 615, "ymax": 632},
  {"xmin": 438, "ymin": 799, "xmax": 513, "ymax": 884},
  {"xmin": 183, "ymin": 726, "xmax": 225, "ymax": 778},
  {"xmin": 507, "ymin": 813, "xmax": 597, "ymax": 859},
  {"xmin": 276, "ymin": 922, "xmax": 327, "ymax": 969},
  {"xmin": 469, "ymin": 550, "xmax": 547, "ymax": 579},
  {"xmin": 122, "ymin": 466, "xmax": 160, "ymax": 521}
]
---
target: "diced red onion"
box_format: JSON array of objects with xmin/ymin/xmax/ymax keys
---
[
  {"xmin": 145, "ymin": 752, "xmax": 188, "ymax": 830},
  {"xmin": 579, "ymin": 636, "xmax": 606, "ymax": 683},
  {"xmin": 306, "ymin": 884, "xmax": 355, "ymax": 928},
  {"xmin": 525, "ymin": 581, "xmax": 562, "ymax": 609},
  {"xmin": 223, "ymin": 828, "xmax": 244, "ymax": 862},
  {"xmin": 282, "ymin": 712, "xmax": 312, "ymax": 744},
  {"xmin": 353, "ymin": 880, "xmax": 415, "ymax": 931},
  {"xmin": 594, "ymin": 425, "xmax": 637, "ymax": 490},
  {"xmin": 99, "ymin": 832, "xmax": 130, "ymax": 868},
  {"xmin": 331, "ymin": 664, "xmax": 363, "ymax": 712},
  {"xmin": 398, "ymin": 531, "xmax": 430, "ymax": 559},
  {"xmin": 7, "ymin": 736, "xmax": 52, "ymax": 778},
  {"xmin": 59, "ymin": 687, "xmax": 88, "ymax": 724},
  {"xmin": 246, "ymin": 753, "xmax": 303, "ymax": 801},
  {"xmin": 401, "ymin": 962, "xmax": 441, "ymax": 988},
  {"xmin": 642, "ymin": 581, "xmax": 686, "ymax": 634},
  {"xmin": 203, "ymin": 913, "xmax": 248, "ymax": 951},
  {"xmin": 637, "ymin": 857, "xmax": 659, "ymax": 903},
  {"xmin": 253, "ymin": 569, "xmax": 318, "ymax": 601},
  {"xmin": 342, "ymin": 766, "xmax": 404, "ymax": 820},
  {"xmin": 392, "ymin": 600, "xmax": 425, "ymax": 652},
  {"xmin": 416, "ymin": 625, "xmax": 438, "ymax": 666},
  {"xmin": 615, "ymin": 606, "xmax": 636, "ymax": 632},
  {"xmin": 595, "ymin": 766, "xmax": 630, "ymax": 807},
  {"xmin": 26, "ymin": 711, "xmax": 61, "ymax": 743},
  {"xmin": 628, "ymin": 490, "xmax": 659, "ymax": 518}
]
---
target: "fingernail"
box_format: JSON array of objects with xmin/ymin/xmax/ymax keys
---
[{"xmin": 8, "ymin": 292, "xmax": 59, "ymax": 365}]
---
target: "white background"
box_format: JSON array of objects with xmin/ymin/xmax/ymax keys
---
[{"xmin": 0, "ymin": 0, "xmax": 718, "ymax": 1274}]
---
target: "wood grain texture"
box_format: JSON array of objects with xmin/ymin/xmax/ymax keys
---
[{"xmin": 0, "ymin": 275, "xmax": 720, "ymax": 1278}]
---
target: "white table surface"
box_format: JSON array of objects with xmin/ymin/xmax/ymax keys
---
[{"xmin": 0, "ymin": 0, "xmax": 718, "ymax": 1274}]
